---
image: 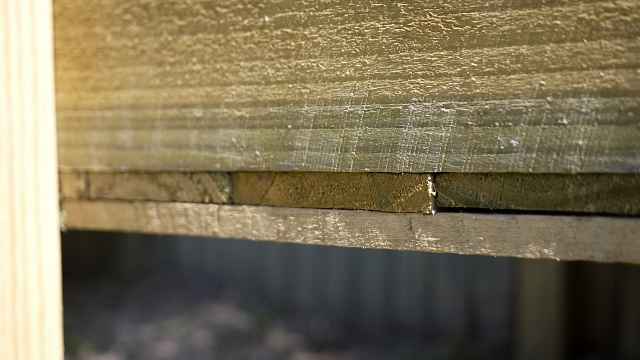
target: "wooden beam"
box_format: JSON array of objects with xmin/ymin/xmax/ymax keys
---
[
  {"xmin": 55, "ymin": 0, "xmax": 640, "ymax": 174},
  {"xmin": 436, "ymin": 173, "xmax": 640, "ymax": 215},
  {"xmin": 62, "ymin": 200, "xmax": 640, "ymax": 263},
  {"xmin": 0, "ymin": 0, "xmax": 64, "ymax": 358}
]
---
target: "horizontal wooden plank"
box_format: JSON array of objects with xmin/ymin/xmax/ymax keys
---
[
  {"xmin": 61, "ymin": 200, "xmax": 640, "ymax": 263},
  {"xmin": 55, "ymin": 0, "xmax": 640, "ymax": 173},
  {"xmin": 436, "ymin": 173, "xmax": 640, "ymax": 215}
]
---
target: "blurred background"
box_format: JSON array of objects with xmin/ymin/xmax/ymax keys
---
[{"xmin": 61, "ymin": 231, "xmax": 640, "ymax": 360}]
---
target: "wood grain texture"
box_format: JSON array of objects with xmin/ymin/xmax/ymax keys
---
[
  {"xmin": 60, "ymin": 171, "xmax": 640, "ymax": 214},
  {"xmin": 0, "ymin": 0, "xmax": 64, "ymax": 358},
  {"xmin": 62, "ymin": 200, "xmax": 640, "ymax": 263},
  {"xmin": 87, "ymin": 172, "xmax": 232, "ymax": 204},
  {"xmin": 59, "ymin": 172, "xmax": 88, "ymax": 200},
  {"xmin": 59, "ymin": 171, "xmax": 434, "ymax": 212},
  {"xmin": 436, "ymin": 173, "xmax": 640, "ymax": 215},
  {"xmin": 231, "ymin": 172, "xmax": 435, "ymax": 213},
  {"xmin": 55, "ymin": 0, "xmax": 640, "ymax": 174}
]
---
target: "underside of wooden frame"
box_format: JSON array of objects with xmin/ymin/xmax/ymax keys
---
[{"xmin": 63, "ymin": 200, "xmax": 640, "ymax": 263}]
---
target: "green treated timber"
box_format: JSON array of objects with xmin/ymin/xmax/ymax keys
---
[
  {"xmin": 60, "ymin": 171, "xmax": 640, "ymax": 215},
  {"xmin": 55, "ymin": 0, "xmax": 640, "ymax": 173},
  {"xmin": 435, "ymin": 173, "xmax": 640, "ymax": 215}
]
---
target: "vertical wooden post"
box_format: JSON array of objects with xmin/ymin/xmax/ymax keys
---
[
  {"xmin": 0, "ymin": 0, "xmax": 64, "ymax": 359},
  {"xmin": 516, "ymin": 259, "xmax": 566, "ymax": 360}
]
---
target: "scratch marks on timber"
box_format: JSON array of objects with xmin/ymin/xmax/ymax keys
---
[{"xmin": 56, "ymin": 0, "xmax": 640, "ymax": 172}]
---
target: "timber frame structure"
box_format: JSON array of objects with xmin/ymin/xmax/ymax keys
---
[
  {"xmin": 54, "ymin": 0, "xmax": 640, "ymax": 263},
  {"xmin": 2, "ymin": 0, "xmax": 640, "ymax": 358}
]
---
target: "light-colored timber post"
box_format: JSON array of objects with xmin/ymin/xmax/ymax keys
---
[{"xmin": 0, "ymin": 0, "xmax": 64, "ymax": 359}]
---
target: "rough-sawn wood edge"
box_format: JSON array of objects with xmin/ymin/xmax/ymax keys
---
[
  {"xmin": 59, "ymin": 171, "xmax": 436, "ymax": 214},
  {"xmin": 62, "ymin": 200, "xmax": 640, "ymax": 264},
  {"xmin": 60, "ymin": 171, "xmax": 640, "ymax": 215}
]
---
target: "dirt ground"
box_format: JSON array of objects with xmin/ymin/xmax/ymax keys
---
[{"xmin": 63, "ymin": 271, "xmax": 473, "ymax": 360}]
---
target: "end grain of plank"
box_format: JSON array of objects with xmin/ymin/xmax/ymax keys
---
[
  {"xmin": 62, "ymin": 200, "xmax": 640, "ymax": 263},
  {"xmin": 0, "ymin": 0, "xmax": 64, "ymax": 358}
]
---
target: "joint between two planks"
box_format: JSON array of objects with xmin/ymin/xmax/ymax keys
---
[{"xmin": 60, "ymin": 171, "xmax": 640, "ymax": 216}]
